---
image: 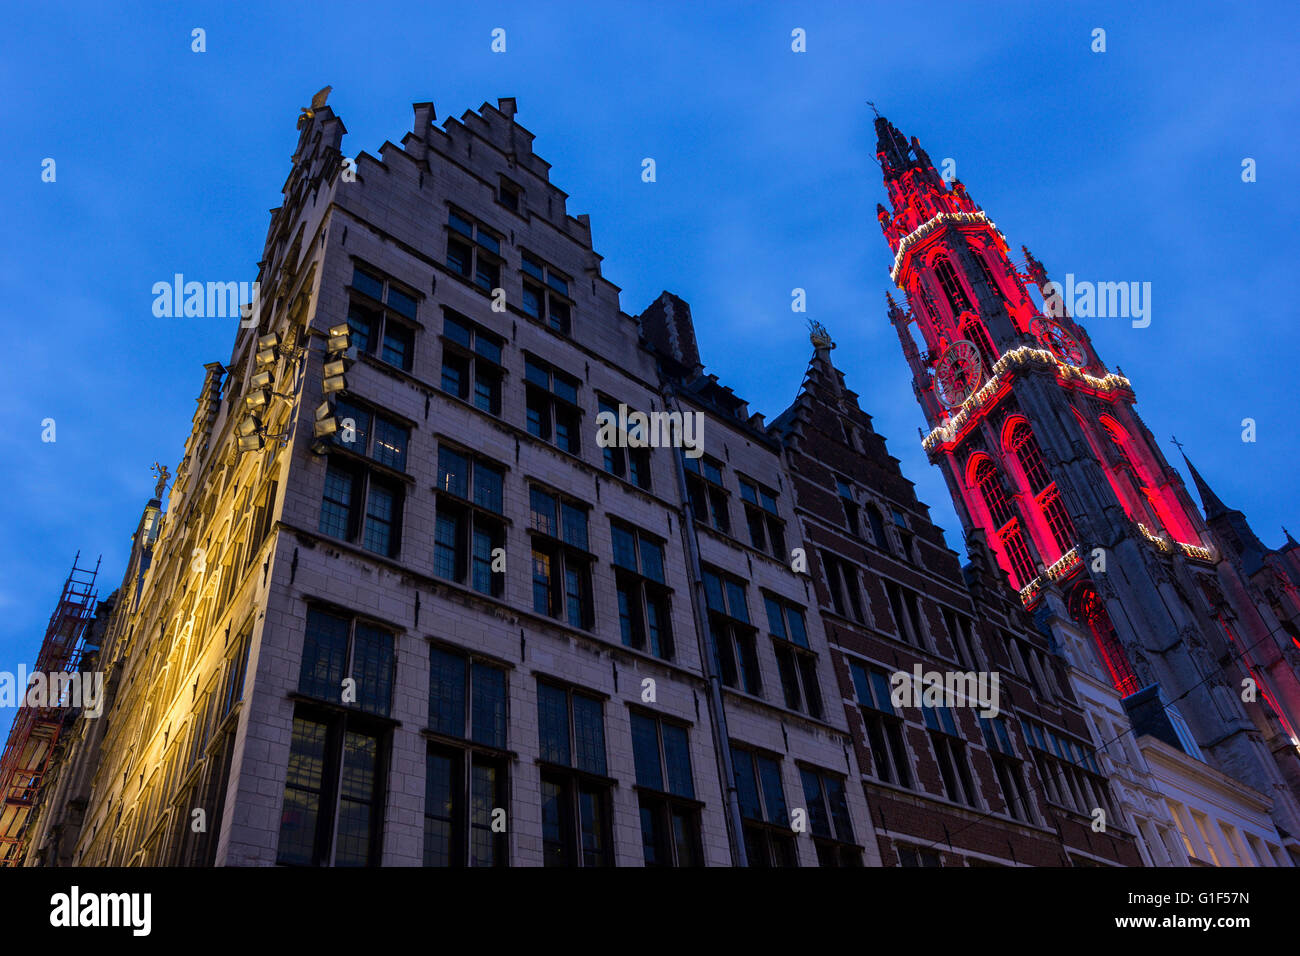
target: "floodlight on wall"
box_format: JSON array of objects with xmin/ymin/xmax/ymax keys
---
[
  {"xmin": 327, "ymin": 323, "xmax": 351, "ymax": 355},
  {"xmin": 313, "ymin": 400, "xmax": 338, "ymax": 440},
  {"xmin": 236, "ymin": 414, "xmax": 264, "ymax": 452}
]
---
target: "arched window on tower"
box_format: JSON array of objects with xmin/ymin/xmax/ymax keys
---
[
  {"xmin": 975, "ymin": 251, "xmax": 1002, "ymax": 301},
  {"xmin": 961, "ymin": 314, "xmax": 999, "ymax": 372},
  {"xmin": 1007, "ymin": 420, "xmax": 1077, "ymax": 561},
  {"xmin": 1069, "ymin": 585, "xmax": 1140, "ymax": 697},
  {"xmin": 933, "ymin": 255, "xmax": 973, "ymax": 317},
  {"xmin": 1099, "ymin": 416, "xmax": 1198, "ymax": 543},
  {"xmin": 972, "ymin": 457, "xmax": 1036, "ymax": 588}
]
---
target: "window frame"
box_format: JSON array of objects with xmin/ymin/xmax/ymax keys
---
[
  {"xmin": 439, "ymin": 310, "xmax": 505, "ymax": 416},
  {"xmin": 611, "ymin": 519, "xmax": 674, "ymax": 660},
  {"xmin": 348, "ymin": 264, "xmax": 419, "ymax": 373}
]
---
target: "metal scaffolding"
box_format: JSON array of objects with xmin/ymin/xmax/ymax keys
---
[{"xmin": 0, "ymin": 553, "xmax": 100, "ymax": 865}]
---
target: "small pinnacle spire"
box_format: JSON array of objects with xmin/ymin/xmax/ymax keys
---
[
  {"xmin": 1284, "ymin": 527, "xmax": 1298, "ymax": 549},
  {"xmin": 1179, "ymin": 450, "xmax": 1228, "ymax": 519}
]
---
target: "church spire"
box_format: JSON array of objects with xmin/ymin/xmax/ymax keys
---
[{"xmin": 1180, "ymin": 452, "xmax": 1229, "ymax": 520}]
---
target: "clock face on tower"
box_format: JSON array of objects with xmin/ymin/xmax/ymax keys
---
[
  {"xmin": 933, "ymin": 340, "xmax": 983, "ymax": 408},
  {"xmin": 1031, "ymin": 317, "xmax": 1086, "ymax": 366}
]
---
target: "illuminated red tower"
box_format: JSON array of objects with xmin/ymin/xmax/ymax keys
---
[{"xmin": 874, "ymin": 115, "xmax": 1300, "ymax": 838}]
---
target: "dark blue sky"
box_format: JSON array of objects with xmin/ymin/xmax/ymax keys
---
[{"xmin": 3, "ymin": 1, "xmax": 1297, "ymax": 731}]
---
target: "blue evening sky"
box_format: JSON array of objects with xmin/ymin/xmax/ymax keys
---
[{"xmin": 2, "ymin": 2, "xmax": 1296, "ymax": 740}]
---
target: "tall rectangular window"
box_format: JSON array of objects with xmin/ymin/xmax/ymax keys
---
[
  {"xmin": 524, "ymin": 357, "xmax": 582, "ymax": 454},
  {"xmin": 684, "ymin": 456, "xmax": 730, "ymax": 534},
  {"xmin": 611, "ymin": 520, "xmax": 673, "ymax": 660},
  {"xmin": 446, "ymin": 208, "xmax": 504, "ymax": 295},
  {"xmin": 521, "ymin": 251, "xmax": 573, "ymax": 335},
  {"xmin": 440, "ymin": 311, "xmax": 504, "ymax": 416},
  {"xmin": 979, "ymin": 714, "xmax": 1033, "ymax": 823},
  {"xmin": 434, "ymin": 446, "xmax": 506, "ymax": 598},
  {"xmin": 298, "ymin": 608, "xmax": 394, "ymax": 717},
  {"xmin": 730, "ymin": 745, "xmax": 797, "ymax": 866},
  {"xmin": 537, "ymin": 681, "xmax": 612, "ymax": 867},
  {"xmin": 319, "ymin": 456, "xmax": 404, "ymax": 559},
  {"xmin": 821, "ymin": 552, "xmax": 864, "ymax": 623},
  {"xmin": 424, "ymin": 645, "xmax": 508, "ymax": 867},
  {"xmin": 349, "ymin": 264, "xmax": 417, "ymax": 372},
  {"xmin": 849, "ymin": 661, "xmax": 912, "ymax": 788},
  {"xmin": 885, "ymin": 581, "xmax": 928, "ymax": 649},
  {"xmin": 278, "ymin": 709, "xmax": 386, "ymax": 867},
  {"xmin": 280, "ymin": 612, "xmax": 391, "ymax": 871},
  {"xmin": 921, "ymin": 703, "xmax": 976, "ymax": 806},
  {"xmin": 597, "ymin": 396, "xmax": 652, "ymax": 489},
  {"xmin": 764, "ymin": 594, "xmax": 821, "ymax": 717},
  {"xmin": 631, "ymin": 711, "xmax": 701, "ymax": 866},
  {"xmin": 836, "ymin": 478, "xmax": 860, "ymax": 537},
  {"xmin": 740, "ymin": 478, "xmax": 786, "ymax": 559},
  {"xmin": 799, "ymin": 767, "xmax": 861, "ymax": 866},
  {"xmin": 529, "ymin": 487, "xmax": 593, "ymax": 629},
  {"xmin": 702, "ymin": 567, "xmax": 760, "ymax": 695}
]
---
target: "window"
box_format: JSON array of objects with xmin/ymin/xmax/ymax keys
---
[
  {"xmin": 975, "ymin": 252, "xmax": 1003, "ymax": 301},
  {"xmin": 1000, "ymin": 522, "xmax": 1037, "ymax": 589},
  {"xmin": 521, "ymin": 252, "xmax": 573, "ymax": 335},
  {"xmin": 434, "ymin": 447, "xmax": 506, "ymax": 598},
  {"xmin": 445, "ymin": 208, "xmax": 504, "ymax": 294},
  {"xmin": 866, "ymin": 503, "xmax": 889, "ymax": 550},
  {"xmin": 821, "ymin": 552, "xmax": 864, "ymax": 623},
  {"xmin": 498, "ymin": 178, "xmax": 522, "ymax": 214},
  {"xmin": 277, "ymin": 705, "xmax": 386, "ymax": 867},
  {"xmin": 684, "ymin": 455, "xmax": 730, "ymax": 534},
  {"xmin": 331, "ymin": 399, "xmax": 410, "ymax": 472},
  {"xmin": 1039, "ymin": 486, "xmax": 1077, "ymax": 555},
  {"xmin": 731, "ymin": 745, "xmax": 797, "ymax": 866},
  {"xmin": 631, "ymin": 712, "xmax": 701, "ymax": 866},
  {"xmin": 537, "ymin": 681, "xmax": 612, "ymax": 866},
  {"xmin": 974, "ymin": 458, "xmax": 1016, "ymax": 529},
  {"xmin": 598, "ymin": 397, "xmax": 651, "ymax": 489},
  {"xmin": 922, "ymin": 703, "xmax": 976, "ymax": 806},
  {"xmin": 611, "ymin": 521, "xmax": 673, "ymax": 659},
  {"xmin": 530, "ymin": 487, "xmax": 593, "ymax": 629},
  {"xmin": 217, "ymin": 631, "xmax": 252, "ymax": 725},
  {"xmin": 932, "ymin": 256, "xmax": 973, "ymax": 316},
  {"xmin": 703, "ymin": 568, "xmax": 760, "ymax": 695},
  {"xmin": 280, "ymin": 609, "xmax": 392, "ymax": 867},
  {"xmin": 979, "ymin": 715, "xmax": 1033, "ymax": 822},
  {"xmin": 885, "ymin": 581, "xmax": 927, "ymax": 649},
  {"xmin": 1024, "ymin": 719, "xmax": 1111, "ymax": 820},
  {"xmin": 1069, "ymin": 586, "xmax": 1139, "ymax": 697},
  {"xmin": 525, "ymin": 357, "xmax": 582, "ymax": 453},
  {"xmin": 764, "ymin": 595, "xmax": 821, "ymax": 718},
  {"xmin": 440, "ymin": 311, "xmax": 504, "ymax": 416},
  {"xmin": 941, "ymin": 608, "xmax": 977, "ymax": 671},
  {"xmin": 319, "ymin": 456, "xmax": 403, "ymax": 558},
  {"xmin": 897, "ymin": 844, "xmax": 942, "ymax": 867},
  {"xmin": 1010, "ymin": 421, "xmax": 1076, "ymax": 560},
  {"xmin": 424, "ymin": 645, "xmax": 508, "ymax": 867},
  {"xmin": 741, "ymin": 478, "xmax": 786, "ymax": 559},
  {"xmin": 348, "ymin": 265, "xmax": 417, "ymax": 372},
  {"xmin": 297, "ymin": 608, "xmax": 395, "ymax": 716},
  {"xmin": 837, "ymin": 479, "xmax": 860, "ymax": 537},
  {"xmin": 800, "ymin": 767, "xmax": 861, "ymax": 866},
  {"xmin": 850, "ymin": 662, "xmax": 911, "ymax": 788}
]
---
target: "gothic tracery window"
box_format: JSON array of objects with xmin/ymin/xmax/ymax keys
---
[
  {"xmin": 1009, "ymin": 421, "xmax": 1076, "ymax": 558},
  {"xmin": 1070, "ymin": 586, "xmax": 1139, "ymax": 697},
  {"xmin": 933, "ymin": 256, "xmax": 973, "ymax": 317}
]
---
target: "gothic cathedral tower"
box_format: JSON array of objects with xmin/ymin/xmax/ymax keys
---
[{"xmin": 873, "ymin": 115, "xmax": 1300, "ymax": 837}]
